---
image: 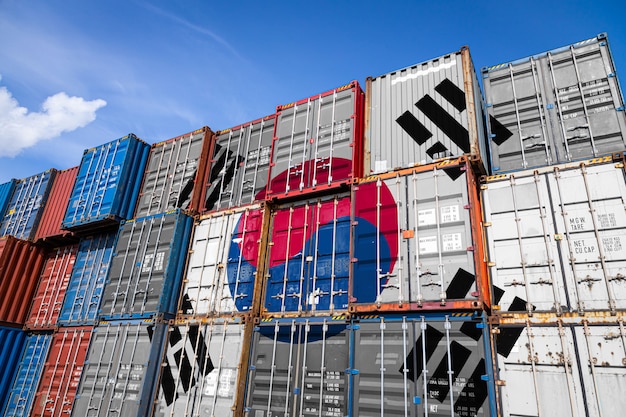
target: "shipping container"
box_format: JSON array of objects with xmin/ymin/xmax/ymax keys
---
[
  {"xmin": 2, "ymin": 333, "xmax": 52, "ymax": 417},
  {"xmin": 202, "ymin": 115, "xmax": 276, "ymax": 213},
  {"xmin": 100, "ymin": 210, "xmax": 193, "ymax": 320},
  {"xmin": 366, "ymin": 47, "xmax": 488, "ymax": 175},
  {"xmin": 350, "ymin": 157, "xmax": 490, "ymax": 313},
  {"xmin": 58, "ymin": 233, "xmax": 116, "ymax": 326},
  {"xmin": 491, "ymin": 317, "xmax": 626, "ymax": 417},
  {"xmin": 26, "ymin": 244, "xmax": 78, "ymax": 330},
  {"xmin": 243, "ymin": 316, "xmax": 351, "ymax": 417},
  {"xmin": 153, "ymin": 317, "xmax": 252, "ymax": 417},
  {"xmin": 34, "ymin": 167, "xmax": 79, "ymax": 245},
  {"xmin": 0, "ymin": 236, "xmax": 46, "ymax": 326},
  {"xmin": 71, "ymin": 320, "xmax": 167, "ymax": 417},
  {"xmin": 352, "ymin": 313, "xmax": 496, "ymax": 417},
  {"xmin": 134, "ymin": 127, "xmax": 213, "ymax": 218},
  {"xmin": 262, "ymin": 192, "xmax": 352, "ymax": 315},
  {"xmin": 0, "ymin": 326, "xmax": 27, "ymax": 413},
  {"xmin": 0, "ymin": 169, "xmax": 56, "ymax": 241},
  {"xmin": 482, "ymin": 156, "xmax": 626, "ymax": 315},
  {"xmin": 483, "ymin": 33, "xmax": 626, "ymax": 174},
  {"xmin": 31, "ymin": 326, "xmax": 92, "ymax": 417},
  {"xmin": 180, "ymin": 204, "xmax": 269, "ymax": 318},
  {"xmin": 266, "ymin": 81, "xmax": 365, "ymax": 201},
  {"xmin": 62, "ymin": 134, "xmax": 150, "ymax": 232},
  {"xmin": 0, "ymin": 179, "xmax": 17, "ymax": 223}
]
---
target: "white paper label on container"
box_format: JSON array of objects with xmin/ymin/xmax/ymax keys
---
[
  {"xmin": 440, "ymin": 205, "xmax": 460, "ymax": 223},
  {"xmin": 142, "ymin": 251, "xmax": 165, "ymax": 273},
  {"xmin": 442, "ymin": 233, "xmax": 462, "ymax": 251},
  {"xmin": 141, "ymin": 253, "xmax": 154, "ymax": 273},
  {"xmin": 218, "ymin": 368, "xmax": 234, "ymax": 397},
  {"xmin": 419, "ymin": 236, "xmax": 438, "ymax": 254},
  {"xmin": 418, "ymin": 209, "xmax": 436, "ymax": 226},
  {"xmin": 375, "ymin": 160, "xmax": 388, "ymax": 173},
  {"xmin": 204, "ymin": 371, "xmax": 219, "ymax": 396}
]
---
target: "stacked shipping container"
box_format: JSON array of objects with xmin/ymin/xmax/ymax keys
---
[{"xmin": 0, "ymin": 33, "xmax": 624, "ymax": 417}]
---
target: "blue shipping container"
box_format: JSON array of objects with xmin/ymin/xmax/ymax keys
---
[
  {"xmin": 99, "ymin": 209, "xmax": 193, "ymax": 320},
  {"xmin": 0, "ymin": 326, "xmax": 27, "ymax": 412},
  {"xmin": 0, "ymin": 179, "xmax": 17, "ymax": 223},
  {"xmin": 58, "ymin": 232, "xmax": 117, "ymax": 326},
  {"xmin": 62, "ymin": 134, "xmax": 150, "ymax": 231},
  {"xmin": 2, "ymin": 333, "xmax": 52, "ymax": 417},
  {"xmin": 72, "ymin": 320, "xmax": 168, "ymax": 417},
  {"xmin": 0, "ymin": 170, "xmax": 56, "ymax": 241}
]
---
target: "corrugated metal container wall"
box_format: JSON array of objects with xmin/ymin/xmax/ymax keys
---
[
  {"xmin": 482, "ymin": 156, "xmax": 626, "ymax": 315},
  {"xmin": 266, "ymin": 81, "xmax": 365, "ymax": 200},
  {"xmin": 263, "ymin": 192, "xmax": 352, "ymax": 315},
  {"xmin": 26, "ymin": 244, "xmax": 78, "ymax": 330},
  {"xmin": 134, "ymin": 127, "xmax": 213, "ymax": 218},
  {"xmin": 71, "ymin": 320, "xmax": 167, "ymax": 417},
  {"xmin": 2, "ymin": 333, "xmax": 52, "ymax": 417},
  {"xmin": 34, "ymin": 167, "xmax": 79, "ymax": 245},
  {"xmin": 62, "ymin": 134, "xmax": 150, "ymax": 231},
  {"xmin": 491, "ymin": 318, "xmax": 626, "ymax": 417},
  {"xmin": 483, "ymin": 33, "xmax": 626, "ymax": 174},
  {"xmin": 153, "ymin": 317, "xmax": 252, "ymax": 417},
  {"xmin": 0, "ymin": 326, "xmax": 27, "ymax": 412},
  {"xmin": 352, "ymin": 313, "xmax": 496, "ymax": 417},
  {"xmin": 366, "ymin": 47, "xmax": 488, "ymax": 175},
  {"xmin": 31, "ymin": 326, "xmax": 92, "ymax": 417},
  {"xmin": 0, "ymin": 179, "xmax": 17, "ymax": 223},
  {"xmin": 0, "ymin": 169, "xmax": 56, "ymax": 241},
  {"xmin": 100, "ymin": 210, "xmax": 193, "ymax": 320},
  {"xmin": 0, "ymin": 236, "xmax": 46, "ymax": 326},
  {"xmin": 243, "ymin": 316, "xmax": 350, "ymax": 417},
  {"xmin": 202, "ymin": 115, "xmax": 276, "ymax": 213},
  {"xmin": 351, "ymin": 157, "xmax": 490, "ymax": 313},
  {"xmin": 58, "ymin": 233, "xmax": 116, "ymax": 326},
  {"xmin": 180, "ymin": 204, "xmax": 268, "ymax": 318}
]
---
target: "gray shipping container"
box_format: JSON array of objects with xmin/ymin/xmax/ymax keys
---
[
  {"xmin": 366, "ymin": 47, "xmax": 488, "ymax": 174},
  {"xmin": 71, "ymin": 320, "xmax": 168, "ymax": 417},
  {"xmin": 492, "ymin": 318, "xmax": 626, "ymax": 417},
  {"xmin": 244, "ymin": 317, "xmax": 350, "ymax": 417},
  {"xmin": 153, "ymin": 317, "xmax": 252, "ymax": 417},
  {"xmin": 203, "ymin": 115, "xmax": 276, "ymax": 213},
  {"xmin": 134, "ymin": 128, "xmax": 210, "ymax": 218},
  {"xmin": 180, "ymin": 204, "xmax": 267, "ymax": 317},
  {"xmin": 351, "ymin": 157, "xmax": 490, "ymax": 312},
  {"xmin": 352, "ymin": 313, "xmax": 496, "ymax": 417},
  {"xmin": 482, "ymin": 156, "xmax": 626, "ymax": 315},
  {"xmin": 483, "ymin": 33, "xmax": 626, "ymax": 174}
]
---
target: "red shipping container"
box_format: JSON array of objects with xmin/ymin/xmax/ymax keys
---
[
  {"xmin": 0, "ymin": 236, "xmax": 46, "ymax": 326},
  {"xmin": 266, "ymin": 81, "xmax": 365, "ymax": 201},
  {"xmin": 34, "ymin": 167, "xmax": 79, "ymax": 245},
  {"xmin": 25, "ymin": 244, "xmax": 78, "ymax": 330},
  {"xmin": 31, "ymin": 326, "xmax": 92, "ymax": 417}
]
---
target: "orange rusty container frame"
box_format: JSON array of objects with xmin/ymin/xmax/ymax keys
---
[
  {"xmin": 489, "ymin": 310, "xmax": 626, "ymax": 326},
  {"xmin": 136, "ymin": 126, "xmax": 216, "ymax": 216},
  {"xmin": 0, "ymin": 236, "xmax": 46, "ymax": 326},
  {"xmin": 34, "ymin": 166, "xmax": 79, "ymax": 246},
  {"xmin": 348, "ymin": 155, "xmax": 492, "ymax": 314}
]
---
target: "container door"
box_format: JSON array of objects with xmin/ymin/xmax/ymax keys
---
[
  {"xmin": 574, "ymin": 322, "xmax": 626, "ymax": 416},
  {"xmin": 493, "ymin": 323, "xmax": 586, "ymax": 417},
  {"xmin": 546, "ymin": 38, "xmax": 626, "ymax": 163},
  {"xmin": 1, "ymin": 171, "xmax": 53, "ymax": 240},
  {"xmin": 482, "ymin": 173, "xmax": 568, "ymax": 314},
  {"xmin": 154, "ymin": 320, "xmax": 247, "ymax": 417},
  {"xmin": 549, "ymin": 162, "xmax": 626, "ymax": 312},
  {"xmin": 265, "ymin": 195, "xmax": 351, "ymax": 313},
  {"xmin": 245, "ymin": 319, "xmax": 350, "ymax": 417},
  {"xmin": 352, "ymin": 316, "xmax": 493, "ymax": 417}
]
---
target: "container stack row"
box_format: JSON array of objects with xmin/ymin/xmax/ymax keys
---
[{"xmin": 0, "ymin": 33, "xmax": 625, "ymax": 417}]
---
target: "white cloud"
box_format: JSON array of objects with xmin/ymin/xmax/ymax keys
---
[{"xmin": 0, "ymin": 84, "xmax": 106, "ymax": 157}]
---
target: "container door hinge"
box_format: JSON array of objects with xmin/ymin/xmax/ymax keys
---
[
  {"xmin": 496, "ymin": 379, "xmax": 506, "ymax": 386},
  {"xmin": 480, "ymin": 374, "xmax": 490, "ymax": 381},
  {"xmin": 346, "ymin": 368, "xmax": 359, "ymax": 375},
  {"xmin": 413, "ymin": 397, "xmax": 422, "ymax": 404},
  {"xmin": 346, "ymin": 324, "xmax": 360, "ymax": 330}
]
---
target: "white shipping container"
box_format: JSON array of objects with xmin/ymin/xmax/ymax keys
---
[
  {"xmin": 492, "ymin": 319, "xmax": 626, "ymax": 417},
  {"xmin": 482, "ymin": 156, "xmax": 626, "ymax": 314}
]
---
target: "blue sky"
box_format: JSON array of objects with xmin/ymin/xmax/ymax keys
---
[{"xmin": 0, "ymin": 0, "xmax": 624, "ymax": 183}]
